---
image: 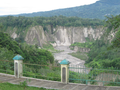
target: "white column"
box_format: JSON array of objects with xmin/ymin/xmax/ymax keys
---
[{"xmin": 13, "ymin": 55, "xmax": 24, "ymax": 78}]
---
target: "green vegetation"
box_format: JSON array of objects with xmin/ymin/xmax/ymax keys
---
[
  {"xmin": 69, "ymin": 71, "xmax": 88, "ymax": 84},
  {"xmin": 69, "ymin": 65, "xmax": 120, "ymax": 85},
  {"xmin": 0, "ymin": 31, "xmax": 55, "ymax": 79},
  {"xmin": 106, "ymin": 77, "xmax": 120, "ymax": 86},
  {"xmin": 19, "ymin": 79, "xmax": 31, "ymax": 90},
  {"xmin": 0, "ymin": 31, "xmax": 63, "ymax": 81},
  {"xmin": 68, "ymin": 14, "xmax": 120, "ymax": 86},
  {"xmin": 69, "ymin": 52, "xmax": 88, "ymax": 61},
  {"xmin": 0, "ymin": 31, "xmax": 54, "ymax": 65},
  {"xmin": 70, "ymin": 38, "xmax": 93, "ymax": 48},
  {"xmin": 42, "ymin": 43, "xmax": 57, "ymax": 52},
  {"xmin": 0, "ymin": 16, "xmax": 104, "ymax": 35},
  {"xmin": 85, "ymin": 14, "xmax": 120, "ymax": 68},
  {"xmin": 23, "ymin": 64, "xmax": 61, "ymax": 81},
  {"xmin": 68, "ymin": 15, "xmax": 120, "ymax": 86},
  {"xmin": 43, "ymin": 44, "xmax": 54, "ymax": 50},
  {"xmin": 42, "ymin": 43, "xmax": 64, "ymax": 53},
  {"xmin": 0, "ymin": 82, "xmax": 55, "ymax": 90},
  {"xmin": 69, "ymin": 38, "xmax": 91, "ymax": 60}
]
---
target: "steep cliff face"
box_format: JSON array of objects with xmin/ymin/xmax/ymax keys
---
[
  {"xmin": 50, "ymin": 26, "xmax": 104, "ymax": 46},
  {"xmin": 25, "ymin": 26, "xmax": 47, "ymax": 47},
  {"xmin": 10, "ymin": 25, "xmax": 104, "ymax": 46}
]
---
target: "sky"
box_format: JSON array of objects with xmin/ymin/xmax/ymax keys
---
[{"xmin": 0, "ymin": 0, "xmax": 99, "ymax": 16}]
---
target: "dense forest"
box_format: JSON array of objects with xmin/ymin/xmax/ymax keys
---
[
  {"xmin": 3, "ymin": 0, "xmax": 120, "ymax": 19},
  {"xmin": 85, "ymin": 15, "xmax": 120, "ymax": 68},
  {"xmin": 0, "ymin": 15, "xmax": 103, "ymax": 28},
  {"xmin": 0, "ymin": 31, "xmax": 54, "ymax": 65}
]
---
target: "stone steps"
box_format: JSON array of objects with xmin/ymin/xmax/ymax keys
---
[{"xmin": 0, "ymin": 74, "xmax": 120, "ymax": 90}]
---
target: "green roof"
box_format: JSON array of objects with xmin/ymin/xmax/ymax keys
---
[
  {"xmin": 60, "ymin": 59, "xmax": 70, "ymax": 65},
  {"xmin": 13, "ymin": 55, "xmax": 24, "ymax": 60}
]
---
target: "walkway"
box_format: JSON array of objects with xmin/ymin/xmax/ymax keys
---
[{"xmin": 0, "ymin": 73, "xmax": 120, "ymax": 90}]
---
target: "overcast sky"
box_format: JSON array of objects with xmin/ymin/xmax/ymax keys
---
[{"xmin": 0, "ymin": 0, "xmax": 99, "ymax": 16}]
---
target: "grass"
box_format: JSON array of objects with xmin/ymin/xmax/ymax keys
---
[
  {"xmin": 42, "ymin": 43, "xmax": 64, "ymax": 53},
  {"xmin": 69, "ymin": 52, "xmax": 88, "ymax": 60},
  {"xmin": 23, "ymin": 67, "xmax": 61, "ymax": 81},
  {"xmin": 0, "ymin": 82, "xmax": 55, "ymax": 90}
]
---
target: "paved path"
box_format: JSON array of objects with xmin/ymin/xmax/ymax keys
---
[{"xmin": 0, "ymin": 73, "xmax": 120, "ymax": 90}]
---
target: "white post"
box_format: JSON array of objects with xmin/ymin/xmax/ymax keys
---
[
  {"xmin": 60, "ymin": 59, "xmax": 70, "ymax": 84},
  {"xmin": 13, "ymin": 55, "xmax": 24, "ymax": 78}
]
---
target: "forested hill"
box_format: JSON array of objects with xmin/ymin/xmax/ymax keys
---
[
  {"xmin": 85, "ymin": 14, "xmax": 120, "ymax": 68},
  {"xmin": 9, "ymin": 0, "xmax": 120, "ymax": 19},
  {"xmin": 0, "ymin": 31, "xmax": 54, "ymax": 65}
]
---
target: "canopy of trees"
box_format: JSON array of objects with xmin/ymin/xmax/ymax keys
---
[
  {"xmin": 0, "ymin": 32, "xmax": 54, "ymax": 65},
  {"xmin": 85, "ymin": 15, "xmax": 120, "ymax": 68},
  {"xmin": 0, "ymin": 16, "xmax": 104, "ymax": 29}
]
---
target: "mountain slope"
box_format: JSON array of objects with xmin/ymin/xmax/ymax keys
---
[
  {"xmin": 15, "ymin": 0, "xmax": 120, "ymax": 19},
  {"xmin": 0, "ymin": 31, "xmax": 54, "ymax": 65}
]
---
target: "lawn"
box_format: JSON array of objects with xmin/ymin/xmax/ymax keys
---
[{"xmin": 0, "ymin": 82, "xmax": 55, "ymax": 90}]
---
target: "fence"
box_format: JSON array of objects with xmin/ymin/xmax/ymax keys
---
[
  {"xmin": 23, "ymin": 63, "xmax": 61, "ymax": 81},
  {"xmin": 1, "ymin": 59, "xmax": 120, "ymax": 86},
  {"xmin": 69, "ymin": 65, "xmax": 120, "ymax": 86},
  {"xmin": 0, "ymin": 60, "xmax": 61, "ymax": 81}
]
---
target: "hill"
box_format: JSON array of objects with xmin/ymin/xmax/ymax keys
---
[
  {"xmin": 11, "ymin": 0, "xmax": 120, "ymax": 19},
  {"xmin": 85, "ymin": 14, "xmax": 120, "ymax": 68},
  {"xmin": 0, "ymin": 31, "xmax": 54, "ymax": 65}
]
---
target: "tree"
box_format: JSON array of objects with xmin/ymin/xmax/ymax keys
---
[{"xmin": 105, "ymin": 15, "xmax": 120, "ymax": 48}]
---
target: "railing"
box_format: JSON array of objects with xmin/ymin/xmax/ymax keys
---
[
  {"xmin": 0, "ymin": 60, "xmax": 14, "ymax": 75},
  {"xmin": 23, "ymin": 63, "xmax": 61, "ymax": 81},
  {"xmin": 69, "ymin": 65, "xmax": 120, "ymax": 86},
  {"xmin": 69, "ymin": 65, "xmax": 88, "ymax": 84},
  {"xmin": 0, "ymin": 60, "xmax": 61, "ymax": 81},
  {"xmin": 89, "ymin": 67, "xmax": 120, "ymax": 86},
  {"xmin": 1, "ymin": 59, "xmax": 120, "ymax": 86}
]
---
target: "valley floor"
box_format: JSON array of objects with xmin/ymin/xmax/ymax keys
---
[{"xmin": 54, "ymin": 46, "xmax": 85, "ymax": 66}]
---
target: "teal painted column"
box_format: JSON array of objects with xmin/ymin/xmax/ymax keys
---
[
  {"xmin": 60, "ymin": 59, "xmax": 70, "ymax": 84},
  {"xmin": 13, "ymin": 55, "xmax": 24, "ymax": 78}
]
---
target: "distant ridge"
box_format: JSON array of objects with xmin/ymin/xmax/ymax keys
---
[{"xmin": 3, "ymin": 0, "xmax": 120, "ymax": 19}]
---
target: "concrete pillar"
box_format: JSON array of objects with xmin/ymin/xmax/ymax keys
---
[
  {"xmin": 13, "ymin": 55, "xmax": 24, "ymax": 78},
  {"xmin": 60, "ymin": 59, "xmax": 70, "ymax": 84}
]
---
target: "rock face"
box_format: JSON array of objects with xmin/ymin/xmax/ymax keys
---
[
  {"xmin": 50, "ymin": 26, "xmax": 103, "ymax": 46},
  {"xmin": 10, "ymin": 25, "xmax": 104, "ymax": 46},
  {"xmin": 11, "ymin": 32, "xmax": 18, "ymax": 39},
  {"xmin": 25, "ymin": 26, "xmax": 47, "ymax": 46}
]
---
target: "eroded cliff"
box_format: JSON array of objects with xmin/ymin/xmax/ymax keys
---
[
  {"xmin": 51, "ymin": 26, "xmax": 103, "ymax": 46},
  {"xmin": 10, "ymin": 25, "xmax": 104, "ymax": 46}
]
